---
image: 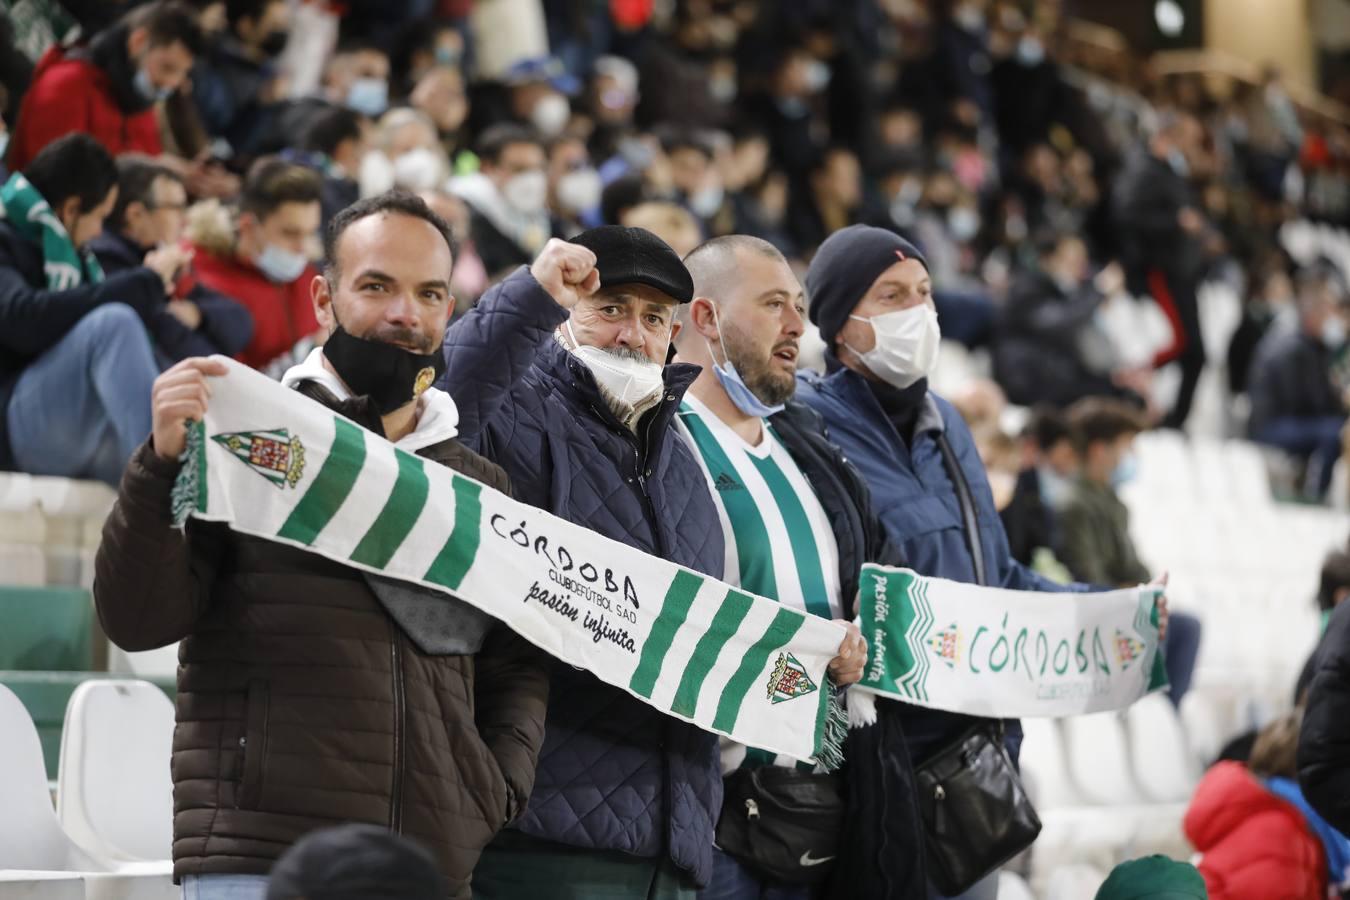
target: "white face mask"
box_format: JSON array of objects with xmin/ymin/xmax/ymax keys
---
[
  {"xmin": 503, "ymin": 170, "xmax": 549, "ymax": 215},
  {"xmin": 689, "ymin": 183, "xmax": 725, "ymax": 219},
  {"xmin": 565, "ymin": 319, "xmax": 664, "ymax": 406},
  {"xmin": 556, "ymin": 168, "xmax": 603, "ymax": 215},
  {"xmin": 392, "ymin": 147, "xmax": 444, "ymax": 190},
  {"xmin": 530, "ymin": 93, "xmax": 572, "ymax": 137},
  {"xmin": 1324, "ymin": 315, "xmax": 1348, "ymax": 350},
  {"xmin": 846, "ymin": 305, "xmax": 941, "ymax": 389}
]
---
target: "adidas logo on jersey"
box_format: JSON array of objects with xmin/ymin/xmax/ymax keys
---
[{"xmin": 714, "ymin": 472, "xmax": 742, "ymax": 491}]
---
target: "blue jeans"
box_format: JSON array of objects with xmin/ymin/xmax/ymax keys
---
[
  {"xmin": 698, "ymin": 848, "xmax": 817, "ymax": 900},
  {"xmin": 1254, "ymin": 415, "xmax": 1347, "ymax": 498},
  {"xmin": 6, "ymin": 304, "xmax": 158, "ymax": 485},
  {"xmin": 180, "ymin": 874, "xmax": 269, "ymax": 900}
]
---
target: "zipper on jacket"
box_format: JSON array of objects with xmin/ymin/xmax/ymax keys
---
[{"xmin": 389, "ymin": 627, "xmax": 407, "ymax": 833}]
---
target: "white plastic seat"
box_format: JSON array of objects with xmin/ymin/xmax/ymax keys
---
[
  {"xmin": 1043, "ymin": 862, "xmax": 1108, "ymax": 900},
  {"xmin": 0, "ymin": 685, "xmax": 103, "ymax": 872},
  {"xmin": 1062, "ymin": 711, "xmax": 1143, "ymax": 806},
  {"xmin": 1126, "ymin": 693, "xmax": 1199, "ymax": 802},
  {"xmin": 58, "ymin": 680, "xmax": 175, "ymax": 864},
  {"xmin": 1020, "ymin": 718, "xmax": 1083, "ymax": 811},
  {"xmin": 106, "ymin": 643, "xmax": 180, "ymax": 681}
]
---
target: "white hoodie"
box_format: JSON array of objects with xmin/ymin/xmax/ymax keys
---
[{"xmin": 281, "ymin": 348, "xmax": 460, "ymax": 453}]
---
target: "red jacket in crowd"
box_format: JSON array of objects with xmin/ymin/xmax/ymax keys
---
[
  {"xmin": 1184, "ymin": 761, "xmax": 1327, "ymax": 900},
  {"xmin": 183, "ymin": 245, "xmax": 318, "ymax": 371},
  {"xmin": 8, "ymin": 47, "xmax": 162, "ymax": 171}
]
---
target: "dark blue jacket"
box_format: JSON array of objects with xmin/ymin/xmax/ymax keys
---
[
  {"xmin": 796, "ymin": 364, "xmax": 1090, "ymax": 762},
  {"xmin": 438, "ymin": 267, "xmax": 725, "ymax": 886},
  {"xmin": 0, "ymin": 219, "xmax": 163, "ymax": 471},
  {"xmin": 88, "ymin": 230, "xmax": 255, "ymax": 369}
]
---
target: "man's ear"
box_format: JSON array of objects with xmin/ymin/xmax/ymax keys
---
[
  {"xmin": 57, "ymin": 196, "xmax": 83, "ymax": 236},
  {"xmin": 669, "ymin": 319, "xmax": 682, "ymax": 344},
  {"xmin": 126, "ymin": 25, "xmax": 149, "ymax": 59},
  {"xmin": 311, "ymin": 273, "xmax": 335, "ymax": 332},
  {"xmin": 689, "ymin": 296, "xmax": 719, "ymax": 341}
]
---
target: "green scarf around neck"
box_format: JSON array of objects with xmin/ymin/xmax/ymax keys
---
[{"xmin": 0, "ymin": 172, "xmax": 104, "ymax": 289}]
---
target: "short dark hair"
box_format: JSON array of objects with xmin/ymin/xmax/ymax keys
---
[
  {"xmin": 108, "ymin": 156, "xmax": 183, "ymax": 232},
  {"xmin": 1024, "ymin": 406, "xmax": 1072, "ymax": 452},
  {"xmin": 476, "ymin": 123, "xmax": 543, "ymax": 165},
  {"xmin": 22, "ymin": 133, "xmax": 119, "ymax": 214},
  {"xmin": 1066, "ymin": 398, "xmax": 1149, "ymax": 455},
  {"xmin": 1033, "ymin": 229, "xmax": 1079, "ymax": 260},
  {"xmin": 301, "ymin": 105, "xmax": 364, "ymax": 157},
  {"xmin": 1318, "ymin": 547, "xmax": 1350, "ymax": 612},
  {"xmin": 240, "ymin": 157, "xmax": 322, "ymax": 220},
  {"xmin": 125, "ymin": 1, "xmax": 206, "ymax": 57},
  {"xmin": 323, "ymin": 190, "xmax": 457, "ymax": 281},
  {"xmin": 226, "ymin": 0, "xmax": 283, "ymax": 31}
]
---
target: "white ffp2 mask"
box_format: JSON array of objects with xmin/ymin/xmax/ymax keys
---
[{"xmin": 845, "ymin": 305, "xmax": 940, "ymax": 389}]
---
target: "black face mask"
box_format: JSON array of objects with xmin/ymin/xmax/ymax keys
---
[
  {"xmin": 324, "ymin": 325, "xmax": 446, "ymax": 415},
  {"xmin": 259, "ymin": 30, "xmax": 289, "ymax": 58}
]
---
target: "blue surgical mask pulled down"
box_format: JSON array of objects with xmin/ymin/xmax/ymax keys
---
[
  {"xmin": 1110, "ymin": 452, "xmax": 1139, "ymax": 489},
  {"xmin": 706, "ymin": 305, "xmax": 785, "ymax": 419},
  {"xmin": 254, "ymin": 243, "xmax": 309, "ymax": 284},
  {"xmin": 134, "ymin": 67, "xmax": 173, "ymax": 103}
]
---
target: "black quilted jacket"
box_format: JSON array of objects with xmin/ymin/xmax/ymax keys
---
[{"xmin": 438, "ymin": 267, "xmax": 727, "ymax": 886}]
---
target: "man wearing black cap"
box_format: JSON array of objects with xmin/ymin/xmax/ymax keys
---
[
  {"xmin": 796, "ymin": 224, "xmax": 1169, "ymax": 900},
  {"xmin": 436, "ymin": 227, "xmax": 725, "ymax": 898}
]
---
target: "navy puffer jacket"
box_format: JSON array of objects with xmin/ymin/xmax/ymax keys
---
[{"xmin": 438, "ymin": 267, "xmax": 725, "ymax": 886}]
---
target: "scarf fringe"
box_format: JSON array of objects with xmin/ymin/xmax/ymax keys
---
[
  {"xmin": 170, "ymin": 421, "xmax": 204, "ymax": 528},
  {"xmin": 816, "ymin": 689, "xmax": 850, "ymax": 771}
]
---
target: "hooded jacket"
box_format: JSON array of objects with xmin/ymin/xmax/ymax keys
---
[
  {"xmin": 8, "ymin": 23, "xmax": 163, "ymax": 171},
  {"xmin": 1185, "ymin": 761, "xmax": 1326, "ymax": 900},
  {"xmin": 91, "ymin": 360, "xmax": 549, "ymax": 897}
]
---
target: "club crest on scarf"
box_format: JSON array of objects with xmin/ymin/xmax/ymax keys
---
[
  {"xmin": 1114, "ymin": 629, "xmax": 1146, "ymax": 669},
  {"xmin": 767, "ymin": 652, "xmax": 819, "ymax": 704},
  {"xmin": 928, "ymin": 623, "xmax": 963, "ymax": 669},
  {"xmin": 212, "ymin": 428, "xmax": 307, "ymax": 488}
]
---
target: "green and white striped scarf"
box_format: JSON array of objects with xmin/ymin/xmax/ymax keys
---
[
  {"xmin": 172, "ymin": 359, "xmax": 849, "ymax": 767},
  {"xmin": 0, "ymin": 172, "xmax": 105, "ymax": 289}
]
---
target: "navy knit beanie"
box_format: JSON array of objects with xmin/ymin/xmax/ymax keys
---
[{"xmin": 806, "ymin": 225, "xmax": 929, "ymax": 350}]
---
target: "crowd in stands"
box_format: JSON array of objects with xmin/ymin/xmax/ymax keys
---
[{"xmin": 0, "ymin": 1, "xmax": 1348, "ymax": 899}]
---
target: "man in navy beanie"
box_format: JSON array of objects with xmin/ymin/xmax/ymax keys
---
[{"xmin": 795, "ymin": 224, "xmax": 1171, "ymax": 900}]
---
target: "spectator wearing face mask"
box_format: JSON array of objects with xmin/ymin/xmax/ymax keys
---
[
  {"xmin": 191, "ymin": 0, "xmax": 291, "ymax": 156},
  {"xmin": 6, "ymin": 1, "xmax": 204, "ymax": 171},
  {"xmin": 994, "ymin": 232, "xmax": 1141, "ymax": 409},
  {"xmin": 1247, "ymin": 264, "xmax": 1350, "ymax": 500},
  {"xmin": 326, "ymin": 40, "xmax": 393, "ymax": 119},
  {"xmin": 547, "ymin": 135, "xmax": 602, "ymax": 235},
  {"xmin": 184, "ymin": 158, "xmax": 323, "ymax": 371},
  {"xmin": 499, "ymin": 56, "xmax": 577, "ymax": 140},
  {"xmin": 661, "ymin": 130, "xmax": 727, "ymax": 231},
  {"xmin": 88, "ymin": 157, "xmax": 254, "ymax": 367},
  {"xmin": 291, "ymin": 105, "xmax": 368, "ymax": 232},
  {"xmin": 449, "ymin": 124, "xmax": 553, "ymax": 279},
  {"xmin": 1000, "ymin": 408, "xmax": 1078, "ymax": 569},
  {"xmin": 0, "ymin": 134, "xmax": 167, "ymax": 485},
  {"xmin": 360, "ymin": 107, "xmax": 451, "ymax": 197},
  {"xmin": 410, "ymin": 63, "xmax": 472, "ymax": 165},
  {"xmin": 787, "ymin": 146, "xmax": 864, "ymax": 254}
]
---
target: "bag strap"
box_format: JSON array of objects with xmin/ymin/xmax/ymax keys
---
[{"xmin": 935, "ymin": 431, "xmax": 987, "ymax": 587}]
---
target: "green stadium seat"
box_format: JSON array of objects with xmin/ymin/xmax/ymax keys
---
[{"xmin": 0, "ymin": 587, "xmax": 93, "ymax": 671}]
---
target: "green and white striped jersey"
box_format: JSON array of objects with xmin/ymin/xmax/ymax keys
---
[{"xmin": 675, "ymin": 393, "xmax": 842, "ymax": 772}]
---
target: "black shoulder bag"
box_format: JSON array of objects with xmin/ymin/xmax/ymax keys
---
[
  {"xmin": 914, "ymin": 434, "xmax": 1042, "ymax": 896},
  {"xmin": 715, "ymin": 764, "xmax": 846, "ymax": 885}
]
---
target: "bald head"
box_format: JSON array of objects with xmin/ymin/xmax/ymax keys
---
[{"xmin": 679, "ymin": 235, "xmax": 786, "ymax": 328}]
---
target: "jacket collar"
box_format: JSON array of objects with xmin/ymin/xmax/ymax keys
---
[
  {"xmin": 281, "ymin": 348, "xmax": 460, "ymax": 452},
  {"xmin": 819, "ymin": 361, "xmax": 945, "ymax": 437},
  {"xmin": 537, "ymin": 337, "xmax": 701, "ymax": 453}
]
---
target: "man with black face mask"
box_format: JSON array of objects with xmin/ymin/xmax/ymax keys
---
[
  {"xmin": 191, "ymin": 0, "xmax": 293, "ymax": 156},
  {"xmin": 93, "ymin": 190, "xmax": 550, "ymax": 900}
]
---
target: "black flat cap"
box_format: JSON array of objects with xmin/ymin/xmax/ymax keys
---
[{"xmin": 568, "ymin": 225, "xmax": 694, "ymax": 303}]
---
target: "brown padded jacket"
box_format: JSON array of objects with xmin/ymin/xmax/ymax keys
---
[{"xmin": 92, "ymin": 385, "xmax": 549, "ymax": 898}]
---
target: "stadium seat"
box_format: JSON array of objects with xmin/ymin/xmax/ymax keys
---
[
  {"xmin": 0, "ymin": 684, "xmax": 104, "ymax": 871},
  {"xmin": 58, "ymin": 681, "xmax": 174, "ymax": 864},
  {"xmin": 1062, "ymin": 712, "xmax": 1142, "ymax": 806},
  {"xmin": 1043, "ymin": 862, "xmax": 1108, "ymax": 900},
  {"xmin": 0, "ymin": 588, "xmax": 95, "ymax": 671},
  {"xmin": 1020, "ymin": 718, "xmax": 1084, "ymax": 811},
  {"xmin": 1126, "ymin": 693, "xmax": 1199, "ymax": 803}
]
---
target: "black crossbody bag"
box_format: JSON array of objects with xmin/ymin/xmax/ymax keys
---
[
  {"xmin": 715, "ymin": 765, "xmax": 846, "ymax": 885},
  {"xmin": 913, "ymin": 434, "xmax": 1041, "ymax": 896}
]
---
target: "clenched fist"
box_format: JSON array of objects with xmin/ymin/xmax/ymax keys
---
[
  {"xmin": 151, "ymin": 357, "xmax": 229, "ymax": 461},
  {"xmin": 530, "ymin": 238, "xmax": 601, "ymax": 311}
]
